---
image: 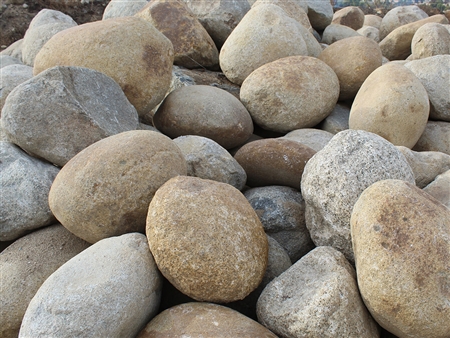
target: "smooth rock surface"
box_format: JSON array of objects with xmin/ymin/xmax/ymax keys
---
[
  {"xmin": 379, "ymin": 5, "xmax": 428, "ymax": 40},
  {"xmin": 0, "ymin": 64, "xmax": 33, "ymax": 112},
  {"xmin": 332, "ymin": 6, "xmax": 364, "ymax": 30},
  {"xmin": 351, "ymin": 179, "xmax": 450, "ymax": 338},
  {"xmin": 146, "ymin": 176, "xmax": 268, "ymax": 303},
  {"xmin": 423, "ymin": 170, "xmax": 450, "ymax": 208},
  {"xmin": 1, "ymin": 66, "xmax": 139, "ymax": 166},
  {"xmin": 413, "ymin": 121, "xmax": 450, "ymax": 155},
  {"xmin": 282, "ymin": 128, "xmax": 334, "ymax": 152},
  {"xmin": 0, "ymin": 39, "xmax": 23, "ymax": 60},
  {"xmin": 301, "ymin": 130, "xmax": 415, "ymax": 263},
  {"xmin": 364, "ymin": 14, "xmax": 382, "ymax": 29},
  {"xmin": 411, "ymin": 22, "xmax": 450, "ymax": 59},
  {"xmin": 318, "ymin": 103, "xmax": 350, "ymax": 134},
  {"xmin": 321, "ymin": 23, "xmax": 361, "ymax": 45},
  {"xmin": 19, "ymin": 233, "xmax": 162, "ymax": 338},
  {"xmin": 357, "ymin": 25, "xmax": 380, "ymax": 42},
  {"xmin": 103, "ymin": 0, "xmax": 149, "ymax": 19},
  {"xmin": 49, "ymin": 130, "xmax": 187, "ymax": 243}
]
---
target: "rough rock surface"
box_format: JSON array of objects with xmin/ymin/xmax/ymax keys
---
[
  {"xmin": 146, "ymin": 176, "xmax": 268, "ymax": 303},
  {"xmin": 379, "ymin": 5, "xmax": 428, "ymax": 39},
  {"xmin": 0, "ymin": 64, "xmax": 33, "ymax": 112},
  {"xmin": 301, "ymin": 130, "xmax": 415, "ymax": 263},
  {"xmin": 411, "ymin": 22, "xmax": 450, "ymax": 59},
  {"xmin": 332, "ymin": 6, "xmax": 365, "ymax": 30},
  {"xmin": 257, "ymin": 246, "xmax": 379, "ymax": 338},
  {"xmin": 1, "ymin": 66, "xmax": 139, "ymax": 167},
  {"xmin": 423, "ymin": 170, "xmax": 450, "ymax": 208},
  {"xmin": 351, "ymin": 179, "xmax": 450, "ymax": 338},
  {"xmin": 49, "ymin": 130, "xmax": 187, "ymax": 243},
  {"xmin": 282, "ymin": 128, "xmax": 334, "ymax": 152},
  {"xmin": 413, "ymin": 121, "xmax": 450, "ymax": 155},
  {"xmin": 19, "ymin": 233, "xmax": 162, "ymax": 338}
]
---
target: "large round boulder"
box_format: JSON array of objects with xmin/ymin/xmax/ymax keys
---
[
  {"xmin": 379, "ymin": 5, "xmax": 428, "ymax": 40},
  {"xmin": 411, "ymin": 22, "xmax": 450, "ymax": 60}
]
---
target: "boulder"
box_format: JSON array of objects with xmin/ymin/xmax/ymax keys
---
[
  {"xmin": 0, "ymin": 55, "xmax": 22, "ymax": 68},
  {"xmin": 282, "ymin": 128, "xmax": 334, "ymax": 152},
  {"xmin": 234, "ymin": 138, "xmax": 316, "ymax": 189},
  {"xmin": 349, "ymin": 63, "xmax": 429, "ymax": 148},
  {"xmin": 1, "ymin": 66, "xmax": 139, "ymax": 166},
  {"xmin": 146, "ymin": 176, "xmax": 268, "ymax": 303},
  {"xmin": 301, "ymin": 129, "xmax": 415, "ymax": 263},
  {"xmin": 318, "ymin": 36, "xmax": 382, "ymax": 101},
  {"xmin": 332, "ymin": 6, "xmax": 365, "ymax": 30},
  {"xmin": 423, "ymin": 170, "xmax": 450, "ymax": 208},
  {"xmin": 318, "ymin": 103, "xmax": 350, "ymax": 134},
  {"xmin": 0, "ymin": 142, "xmax": 59, "ymax": 241},
  {"xmin": 0, "ymin": 39, "xmax": 23, "ymax": 61},
  {"xmin": 0, "ymin": 225, "xmax": 90, "ymax": 338},
  {"xmin": 413, "ymin": 121, "xmax": 450, "ymax": 155},
  {"xmin": 357, "ymin": 25, "xmax": 380, "ymax": 42},
  {"xmin": 411, "ymin": 22, "xmax": 450, "ymax": 60},
  {"xmin": 257, "ymin": 246, "xmax": 379, "ymax": 338},
  {"xmin": 240, "ymin": 56, "xmax": 339, "ymax": 133},
  {"xmin": 153, "ymin": 85, "xmax": 253, "ymax": 149},
  {"xmin": 379, "ymin": 5, "xmax": 428, "ymax": 40},
  {"xmin": 137, "ymin": 302, "xmax": 278, "ymax": 337},
  {"xmin": 321, "ymin": 23, "xmax": 361, "ymax": 45},
  {"xmin": 351, "ymin": 179, "xmax": 450, "ymax": 338},
  {"xmin": 305, "ymin": 0, "xmax": 333, "ymax": 30},
  {"xmin": 49, "ymin": 130, "xmax": 187, "ymax": 243},
  {"xmin": 173, "ymin": 135, "xmax": 247, "ymax": 190},
  {"xmin": 19, "ymin": 233, "xmax": 162, "ymax": 338},
  {"xmin": 102, "ymin": 0, "xmax": 150, "ymax": 19},
  {"xmin": 135, "ymin": 0, "xmax": 219, "ymax": 69},
  {"xmin": 0, "ymin": 64, "xmax": 33, "ymax": 112},
  {"xmin": 364, "ymin": 14, "xmax": 382, "ymax": 29},
  {"xmin": 244, "ymin": 185, "xmax": 314, "ymax": 262},
  {"xmin": 33, "ymin": 16, "xmax": 174, "ymax": 119},
  {"xmin": 405, "ymin": 55, "xmax": 450, "ymax": 122}
]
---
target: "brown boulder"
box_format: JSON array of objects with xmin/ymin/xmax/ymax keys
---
[{"xmin": 332, "ymin": 6, "xmax": 365, "ymax": 30}]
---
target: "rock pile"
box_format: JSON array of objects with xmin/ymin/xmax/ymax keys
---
[{"xmin": 1, "ymin": 2, "xmax": 449, "ymax": 338}]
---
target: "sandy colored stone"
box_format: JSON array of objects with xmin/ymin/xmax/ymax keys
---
[
  {"xmin": 153, "ymin": 85, "xmax": 253, "ymax": 149},
  {"xmin": 0, "ymin": 225, "xmax": 90, "ymax": 338},
  {"xmin": 240, "ymin": 56, "xmax": 339, "ymax": 133},
  {"xmin": 135, "ymin": 0, "xmax": 218, "ymax": 69},
  {"xmin": 19, "ymin": 233, "xmax": 162, "ymax": 338},
  {"xmin": 349, "ymin": 63, "xmax": 429, "ymax": 148},
  {"xmin": 257, "ymin": 246, "xmax": 379, "ymax": 338},
  {"xmin": 146, "ymin": 176, "xmax": 268, "ymax": 303},
  {"xmin": 332, "ymin": 6, "xmax": 364, "ymax": 30},
  {"xmin": 413, "ymin": 121, "xmax": 450, "ymax": 155},
  {"xmin": 282, "ymin": 128, "xmax": 334, "ymax": 152},
  {"xmin": 33, "ymin": 16, "xmax": 174, "ymax": 118},
  {"xmin": 0, "ymin": 64, "xmax": 33, "ymax": 112},
  {"xmin": 423, "ymin": 170, "xmax": 450, "ymax": 208},
  {"xmin": 234, "ymin": 138, "xmax": 316, "ymax": 189},
  {"xmin": 379, "ymin": 5, "xmax": 428, "ymax": 40},
  {"xmin": 319, "ymin": 36, "xmax": 382, "ymax": 101},
  {"xmin": 357, "ymin": 25, "xmax": 380, "ymax": 42},
  {"xmin": 318, "ymin": 103, "xmax": 350, "ymax": 134},
  {"xmin": 411, "ymin": 22, "xmax": 450, "ymax": 60},
  {"xmin": 321, "ymin": 23, "xmax": 361, "ymax": 45},
  {"xmin": 103, "ymin": 0, "xmax": 149, "ymax": 19},
  {"xmin": 137, "ymin": 302, "xmax": 278, "ymax": 338},
  {"xmin": 364, "ymin": 14, "xmax": 382, "ymax": 29},
  {"xmin": 351, "ymin": 179, "xmax": 450, "ymax": 338},
  {"xmin": 49, "ymin": 130, "xmax": 187, "ymax": 243}
]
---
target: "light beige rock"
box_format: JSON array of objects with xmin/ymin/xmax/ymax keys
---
[
  {"xmin": 357, "ymin": 25, "xmax": 380, "ymax": 42},
  {"xmin": 319, "ymin": 36, "xmax": 382, "ymax": 101},
  {"xmin": 282, "ymin": 128, "xmax": 334, "ymax": 152},
  {"xmin": 332, "ymin": 6, "xmax": 364, "ymax": 30},
  {"xmin": 135, "ymin": 0, "xmax": 219, "ymax": 69},
  {"xmin": 321, "ymin": 23, "xmax": 361, "ymax": 45},
  {"xmin": 379, "ymin": 5, "xmax": 428, "ymax": 40},
  {"xmin": 240, "ymin": 56, "xmax": 339, "ymax": 133},
  {"xmin": 49, "ymin": 130, "xmax": 187, "ymax": 243},
  {"xmin": 137, "ymin": 302, "xmax": 278, "ymax": 338},
  {"xmin": 0, "ymin": 225, "xmax": 90, "ymax": 338},
  {"xmin": 411, "ymin": 22, "xmax": 450, "ymax": 59},
  {"xmin": 102, "ymin": 0, "xmax": 149, "ymax": 19},
  {"xmin": 146, "ymin": 176, "xmax": 268, "ymax": 303},
  {"xmin": 364, "ymin": 14, "xmax": 382, "ymax": 29},
  {"xmin": 423, "ymin": 170, "xmax": 450, "ymax": 208},
  {"xmin": 0, "ymin": 64, "xmax": 33, "ymax": 112},
  {"xmin": 33, "ymin": 16, "xmax": 174, "ymax": 119},
  {"xmin": 413, "ymin": 121, "xmax": 450, "ymax": 155},
  {"xmin": 349, "ymin": 63, "xmax": 429, "ymax": 148},
  {"xmin": 351, "ymin": 179, "xmax": 450, "ymax": 338}
]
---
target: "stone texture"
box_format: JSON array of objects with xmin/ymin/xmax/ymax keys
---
[
  {"xmin": 411, "ymin": 22, "xmax": 450, "ymax": 59},
  {"xmin": 318, "ymin": 103, "xmax": 350, "ymax": 134},
  {"xmin": 49, "ymin": 130, "xmax": 187, "ymax": 243},
  {"xmin": 102, "ymin": 0, "xmax": 150, "ymax": 19},
  {"xmin": 379, "ymin": 14, "xmax": 449, "ymax": 60},
  {"xmin": 257, "ymin": 246, "xmax": 379, "ymax": 338},
  {"xmin": 301, "ymin": 129, "xmax": 415, "ymax": 263},
  {"xmin": 321, "ymin": 24, "xmax": 361, "ymax": 45},
  {"xmin": 405, "ymin": 55, "xmax": 450, "ymax": 122},
  {"xmin": 413, "ymin": 121, "xmax": 450, "ymax": 155},
  {"xmin": 319, "ymin": 36, "xmax": 382, "ymax": 101},
  {"xmin": 0, "ymin": 64, "xmax": 33, "ymax": 112},
  {"xmin": 351, "ymin": 179, "xmax": 450, "ymax": 338},
  {"xmin": 240, "ymin": 56, "xmax": 339, "ymax": 133},
  {"xmin": 0, "ymin": 142, "xmax": 59, "ymax": 241},
  {"xmin": 0, "ymin": 55, "xmax": 22, "ymax": 68},
  {"xmin": 219, "ymin": 4, "xmax": 315, "ymax": 85},
  {"xmin": 234, "ymin": 138, "xmax": 316, "ymax": 189},
  {"xmin": 1, "ymin": 66, "xmax": 139, "ymax": 166},
  {"xmin": 244, "ymin": 186, "xmax": 314, "ymax": 262},
  {"xmin": 305, "ymin": 0, "xmax": 333, "ymax": 30},
  {"xmin": 146, "ymin": 176, "xmax": 268, "ymax": 303},
  {"xmin": 364, "ymin": 14, "xmax": 382, "ymax": 29},
  {"xmin": 332, "ymin": 6, "xmax": 365, "ymax": 30},
  {"xmin": 135, "ymin": 0, "xmax": 219, "ymax": 69},
  {"xmin": 423, "ymin": 170, "xmax": 450, "ymax": 208},
  {"xmin": 282, "ymin": 128, "xmax": 334, "ymax": 152},
  {"xmin": 0, "ymin": 39, "xmax": 23, "ymax": 61},
  {"xmin": 397, "ymin": 146, "xmax": 450, "ymax": 188},
  {"xmin": 379, "ymin": 5, "xmax": 428, "ymax": 40},
  {"xmin": 349, "ymin": 63, "xmax": 429, "ymax": 148},
  {"xmin": 19, "ymin": 233, "xmax": 162, "ymax": 338},
  {"xmin": 0, "ymin": 224, "xmax": 90, "ymax": 338},
  {"xmin": 153, "ymin": 85, "xmax": 253, "ymax": 149},
  {"xmin": 173, "ymin": 135, "xmax": 247, "ymax": 190},
  {"xmin": 33, "ymin": 16, "xmax": 174, "ymax": 119},
  {"xmin": 357, "ymin": 25, "xmax": 380, "ymax": 42},
  {"xmin": 137, "ymin": 302, "xmax": 278, "ymax": 338}
]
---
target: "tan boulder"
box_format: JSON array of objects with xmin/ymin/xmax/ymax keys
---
[
  {"xmin": 349, "ymin": 63, "xmax": 429, "ymax": 148},
  {"xmin": 351, "ymin": 179, "xmax": 450, "ymax": 338},
  {"xmin": 357, "ymin": 25, "xmax": 380, "ymax": 42},
  {"xmin": 411, "ymin": 22, "xmax": 450, "ymax": 59},
  {"xmin": 49, "ymin": 130, "xmax": 187, "ymax": 243},
  {"xmin": 319, "ymin": 36, "xmax": 382, "ymax": 101},
  {"xmin": 135, "ymin": 0, "xmax": 218, "ymax": 69},
  {"xmin": 321, "ymin": 23, "xmax": 361, "ymax": 45},
  {"xmin": 146, "ymin": 176, "xmax": 268, "ymax": 303},
  {"xmin": 413, "ymin": 121, "xmax": 450, "ymax": 155},
  {"xmin": 240, "ymin": 56, "xmax": 339, "ymax": 133},
  {"xmin": 379, "ymin": 5, "xmax": 428, "ymax": 40},
  {"xmin": 364, "ymin": 14, "xmax": 382, "ymax": 29},
  {"xmin": 332, "ymin": 6, "xmax": 365, "ymax": 30},
  {"xmin": 33, "ymin": 16, "xmax": 174, "ymax": 119}
]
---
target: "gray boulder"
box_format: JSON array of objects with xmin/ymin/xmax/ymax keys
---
[
  {"xmin": 413, "ymin": 121, "xmax": 450, "ymax": 155},
  {"xmin": 103, "ymin": 0, "xmax": 150, "ymax": 19},
  {"xmin": 0, "ymin": 64, "xmax": 33, "ymax": 112}
]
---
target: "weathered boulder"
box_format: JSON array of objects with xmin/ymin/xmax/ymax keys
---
[
  {"xmin": 351, "ymin": 179, "xmax": 450, "ymax": 338},
  {"xmin": 332, "ymin": 6, "xmax": 365, "ymax": 30},
  {"xmin": 102, "ymin": 0, "xmax": 149, "ymax": 19},
  {"xmin": 357, "ymin": 25, "xmax": 380, "ymax": 42},
  {"xmin": 1, "ymin": 66, "xmax": 139, "ymax": 166},
  {"xmin": 49, "ymin": 130, "xmax": 187, "ymax": 243},
  {"xmin": 282, "ymin": 128, "xmax": 334, "ymax": 152},
  {"xmin": 413, "ymin": 121, "xmax": 450, "ymax": 155},
  {"xmin": 240, "ymin": 56, "xmax": 339, "ymax": 133},
  {"xmin": 146, "ymin": 176, "xmax": 268, "ymax": 303},
  {"xmin": 411, "ymin": 22, "xmax": 450, "ymax": 59},
  {"xmin": 0, "ymin": 64, "xmax": 33, "ymax": 112},
  {"xmin": 321, "ymin": 23, "xmax": 361, "ymax": 45},
  {"xmin": 301, "ymin": 130, "xmax": 415, "ymax": 263},
  {"xmin": 364, "ymin": 14, "xmax": 382, "ymax": 29},
  {"xmin": 379, "ymin": 5, "xmax": 428, "ymax": 40},
  {"xmin": 19, "ymin": 233, "xmax": 162, "ymax": 338},
  {"xmin": 305, "ymin": 0, "xmax": 333, "ymax": 30},
  {"xmin": 257, "ymin": 246, "xmax": 379, "ymax": 338},
  {"xmin": 423, "ymin": 170, "xmax": 450, "ymax": 208},
  {"xmin": 318, "ymin": 103, "xmax": 350, "ymax": 134}
]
